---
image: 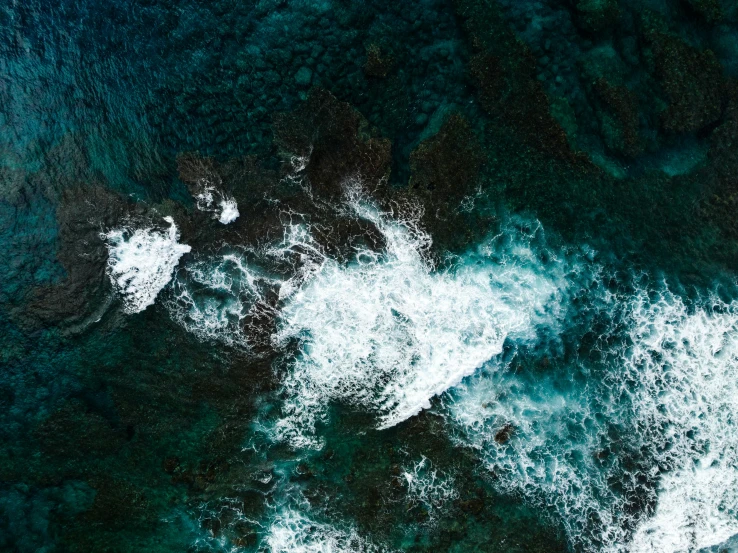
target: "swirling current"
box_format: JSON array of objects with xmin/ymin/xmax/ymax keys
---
[{"xmin": 3, "ymin": 1, "xmax": 738, "ymax": 552}]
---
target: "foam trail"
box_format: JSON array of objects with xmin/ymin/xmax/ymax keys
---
[
  {"xmin": 102, "ymin": 216, "xmax": 191, "ymax": 313},
  {"xmin": 166, "ymin": 253, "xmax": 276, "ymax": 348},
  {"xmin": 402, "ymin": 456, "xmax": 458, "ymax": 520},
  {"xmin": 272, "ymin": 196, "xmax": 591, "ymax": 448}
]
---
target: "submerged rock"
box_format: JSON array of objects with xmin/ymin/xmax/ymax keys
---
[
  {"xmin": 640, "ymin": 17, "xmax": 726, "ymax": 134},
  {"xmin": 573, "ymin": 0, "xmax": 620, "ymax": 34},
  {"xmin": 294, "ymin": 66, "xmax": 313, "ymax": 87},
  {"xmin": 23, "ymin": 186, "xmax": 130, "ymax": 330},
  {"xmin": 364, "ymin": 43, "xmax": 394, "ymax": 78},
  {"xmin": 494, "ymin": 423, "xmax": 514, "ymax": 444}
]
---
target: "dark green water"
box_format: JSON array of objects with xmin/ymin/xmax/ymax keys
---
[{"xmin": 3, "ymin": 0, "xmax": 738, "ymax": 552}]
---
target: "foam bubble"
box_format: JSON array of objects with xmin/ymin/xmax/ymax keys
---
[
  {"xmin": 102, "ymin": 216, "xmax": 191, "ymax": 314},
  {"xmin": 272, "ymin": 197, "xmax": 589, "ymax": 448}
]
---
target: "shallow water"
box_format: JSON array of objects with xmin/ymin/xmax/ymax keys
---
[{"xmin": 3, "ymin": 0, "xmax": 738, "ymax": 552}]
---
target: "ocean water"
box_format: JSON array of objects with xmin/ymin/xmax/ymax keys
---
[{"xmin": 3, "ymin": 0, "xmax": 738, "ymax": 552}]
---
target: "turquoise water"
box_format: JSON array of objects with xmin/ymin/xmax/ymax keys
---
[{"xmin": 3, "ymin": 0, "xmax": 738, "ymax": 552}]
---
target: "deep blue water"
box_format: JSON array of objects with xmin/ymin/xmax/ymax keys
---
[{"xmin": 3, "ymin": 0, "xmax": 738, "ymax": 552}]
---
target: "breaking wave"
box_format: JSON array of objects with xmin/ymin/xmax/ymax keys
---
[
  {"xmin": 164, "ymin": 188, "xmax": 738, "ymax": 553},
  {"xmin": 271, "ymin": 196, "xmax": 595, "ymax": 448},
  {"xmin": 102, "ymin": 216, "xmax": 191, "ymax": 314}
]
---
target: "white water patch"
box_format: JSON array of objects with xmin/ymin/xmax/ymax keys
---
[
  {"xmin": 263, "ymin": 510, "xmax": 391, "ymax": 553},
  {"xmin": 101, "ymin": 216, "xmax": 191, "ymax": 314},
  {"xmin": 447, "ymin": 287, "xmax": 738, "ymax": 553},
  {"xmin": 218, "ymin": 198, "xmax": 240, "ymax": 224},
  {"xmin": 166, "ymin": 253, "xmax": 276, "ymax": 348},
  {"xmin": 193, "ymin": 178, "xmax": 239, "ymax": 225},
  {"xmin": 272, "ymin": 197, "xmax": 594, "ymax": 449},
  {"xmin": 266, "ymin": 222, "xmax": 327, "ymax": 302},
  {"xmin": 630, "ymin": 462, "xmax": 738, "ymax": 553},
  {"xmin": 448, "ymin": 357, "xmax": 632, "ymax": 550},
  {"xmin": 623, "ymin": 291, "xmax": 738, "ymax": 552}
]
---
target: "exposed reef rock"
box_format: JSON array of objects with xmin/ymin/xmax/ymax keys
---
[
  {"xmin": 22, "ymin": 187, "xmax": 131, "ymax": 330},
  {"xmin": 459, "ymin": 0, "xmax": 590, "ymax": 167},
  {"xmin": 272, "ymin": 88, "xmax": 392, "ymax": 199},
  {"xmin": 406, "ymin": 112, "xmax": 490, "ymax": 253}
]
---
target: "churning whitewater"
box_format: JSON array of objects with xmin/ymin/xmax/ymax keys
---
[
  {"xmin": 271, "ymin": 198, "xmax": 592, "ymax": 449},
  {"xmin": 102, "ymin": 216, "xmax": 192, "ymax": 313},
  {"xmin": 147, "ymin": 192, "xmax": 738, "ymax": 553}
]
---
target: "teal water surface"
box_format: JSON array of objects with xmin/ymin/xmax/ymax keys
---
[{"xmin": 3, "ymin": 1, "xmax": 738, "ymax": 552}]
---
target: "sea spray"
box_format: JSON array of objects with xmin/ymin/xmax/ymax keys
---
[
  {"xmin": 193, "ymin": 177, "xmax": 240, "ymax": 225},
  {"xmin": 263, "ymin": 510, "xmax": 393, "ymax": 553},
  {"xmin": 102, "ymin": 216, "xmax": 191, "ymax": 313},
  {"xmin": 164, "ymin": 218, "xmax": 328, "ymax": 348},
  {"xmin": 157, "ymin": 189, "xmax": 738, "ymax": 553}
]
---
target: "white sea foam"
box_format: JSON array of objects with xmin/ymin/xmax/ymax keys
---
[
  {"xmin": 159, "ymin": 181, "xmax": 738, "ymax": 553},
  {"xmin": 448, "ymin": 287, "xmax": 738, "ymax": 553},
  {"xmin": 272, "ymin": 195, "xmax": 590, "ymax": 448},
  {"xmin": 623, "ymin": 291, "xmax": 738, "ymax": 552},
  {"xmin": 193, "ymin": 178, "xmax": 239, "ymax": 224},
  {"xmin": 218, "ymin": 198, "xmax": 240, "ymax": 224},
  {"xmin": 263, "ymin": 510, "xmax": 391, "ymax": 553},
  {"xmin": 102, "ymin": 216, "xmax": 191, "ymax": 314},
  {"xmin": 630, "ymin": 462, "xmax": 738, "ymax": 552}
]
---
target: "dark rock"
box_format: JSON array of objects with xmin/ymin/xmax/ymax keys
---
[
  {"xmin": 364, "ymin": 43, "xmax": 394, "ymax": 78},
  {"xmin": 409, "ymin": 112, "xmax": 482, "ymax": 200},
  {"xmin": 494, "ymin": 423, "xmax": 514, "ymax": 444},
  {"xmin": 163, "ymin": 457, "xmax": 180, "ymax": 474},
  {"xmin": 682, "ymin": 0, "xmax": 722, "ymax": 23},
  {"xmin": 23, "ymin": 186, "xmax": 131, "ymax": 331},
  {"xmin": 642, "ymin": 21, "xmax": 725, "ymax": 133},
  {"xmin": 458, "ymin": 497, "xmax": 485, "ymax": 514},
  {"xmin": 272, "ymin": 88, "xmax": 392, "ymax": 200}
]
